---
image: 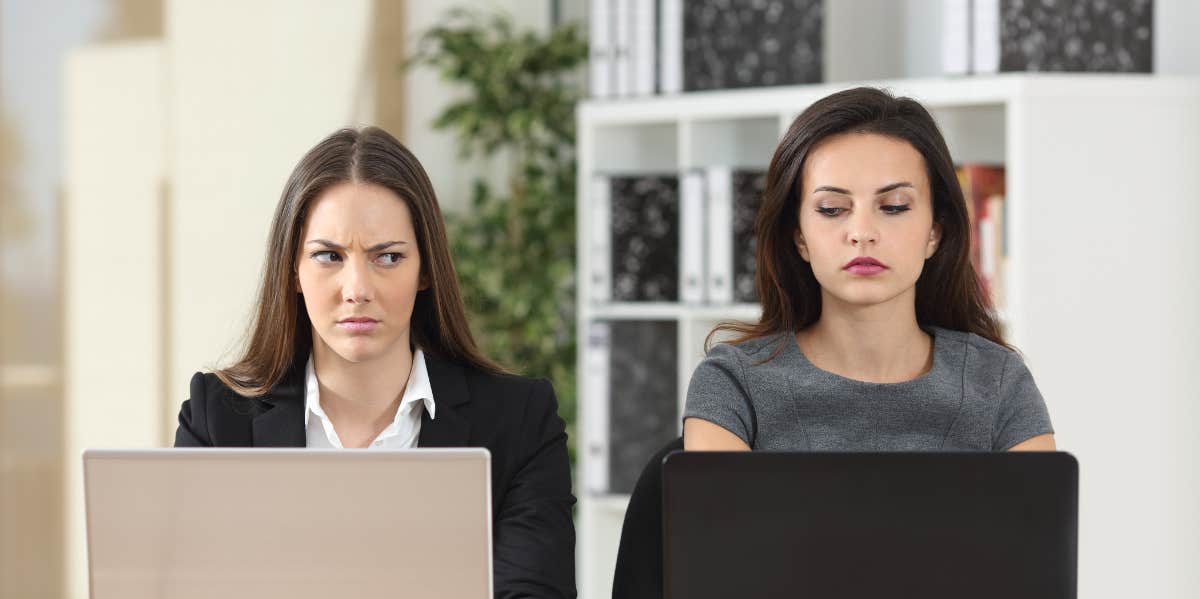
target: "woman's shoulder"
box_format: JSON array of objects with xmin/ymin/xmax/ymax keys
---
[
  {"xmin": 929, "ymin": 326, "xmax": 1029, "ymax": 389},
  {"xmin": 930, "ymin": 326, "xmax": 1018, "ymax": 361},
  {"xmin": 435, "ymin": 358, "xmax": 566, "ymax": 441},
  {"xmin": 428, "ymin": 353, "xmax": 557, "ymax": 410},
  {"xmin": 468, "ymin": 366, "xmax": 551, "ymax": 397},
  {"xmin": 705, "ymin": 332, "xmax": 794, "ymax": 371},
  {"xmin": 187, "ymin": 370, "xmax": 278, "ymax": 414}
]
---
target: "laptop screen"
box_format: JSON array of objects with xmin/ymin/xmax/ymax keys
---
[{"xmin": 663, "ymin": 451, "xmax": 1077, "ymax": 599}]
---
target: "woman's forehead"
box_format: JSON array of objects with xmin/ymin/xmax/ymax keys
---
[
  {"xmin": 303, "ymin": 181, "xmax": 415, "ymax": 239},
  {"xmin": 802, "ymin": 133, "xmax": 928, "ymax": 192}
]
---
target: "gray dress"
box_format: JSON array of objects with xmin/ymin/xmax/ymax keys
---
[{"xmin": 683, "ymin": 326, "xmax": 1053, "ymax": 451}]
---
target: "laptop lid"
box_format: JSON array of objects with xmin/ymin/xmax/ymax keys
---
[
  {"xmin": 663, "ymin": 452, "xmax": 1078, "ymax": 599},
  {"xmin": 84, "ymin": 448, "xmax": 491, "ymax": 599}
]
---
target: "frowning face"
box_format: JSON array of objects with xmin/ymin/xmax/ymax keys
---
[{"xmin": 297, "ymin": 181, "xmax": 425, "ymax": 366}]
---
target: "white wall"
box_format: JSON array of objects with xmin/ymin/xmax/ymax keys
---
[{"xmin": 62, "ymin": 39, "xmax": 167, "ymax": 599}]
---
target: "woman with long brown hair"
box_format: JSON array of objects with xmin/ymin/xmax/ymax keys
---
[
  {"xmin": 174, "ymin": 127, "xmax": 575, "ymax": 598},
  {"xmin": 684, "ymin": 87, "xmax": 1055, "ymax": 453}
]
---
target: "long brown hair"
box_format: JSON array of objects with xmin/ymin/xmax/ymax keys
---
[
  {"xmin": 709, "ymin": 87, "xmax": 1006, "ymax": 354},
  {"xmin": 216, "ymin": 126, "xmax": 504, "ymax": 396}
]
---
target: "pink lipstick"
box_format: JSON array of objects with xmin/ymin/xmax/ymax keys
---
[
  {"xmin": 338, "ymin": 317, "xmax": 379, "ymax": 333},
  {"xmin": 843, "ymin": 256, "xmax": 887, "ymax": 276}
]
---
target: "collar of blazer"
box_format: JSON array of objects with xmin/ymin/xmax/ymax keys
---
[{"xmin": 250, "ymin": 350, "xmax": 472, "ymax": 448}]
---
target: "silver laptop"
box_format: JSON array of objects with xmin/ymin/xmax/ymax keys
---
[{"xmin": 83, "ymin": 448, "xmax": 492, "ymax": 599}]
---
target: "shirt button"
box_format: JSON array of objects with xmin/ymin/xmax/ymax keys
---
[{"xmin": 374, "ymin": 440, "xmax": 383, "ymax": 447}]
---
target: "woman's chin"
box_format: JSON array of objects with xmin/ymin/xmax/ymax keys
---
[
  {"xmin": 825, "ymin": 287, "xmax": 913, "ymax": 311},
  {"xmin": 324, "ymin": 338, "xmax": 389, "ymax": 365}
]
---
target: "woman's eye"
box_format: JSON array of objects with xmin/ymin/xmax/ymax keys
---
[
  {"xmin": 377, "ymin": 253, "xmax": 404, "ymax": 266},
  {"xmin": 311, "ymin": 251, "xmax": 341, "ymax": 263},
  {"xmin": 881, "ymin": 204, "xmax": 911, "ymax": 215},
  {"xmin": 816, "ymin": 207, "xmax": 844, "ymax": 217}
]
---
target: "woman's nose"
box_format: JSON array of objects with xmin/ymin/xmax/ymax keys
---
[
  {"xmin": 847, "ymin": 215, "xmax": 879, "ymax": 246},
  {"xmin": 341, "ymin": 260, "xmax": 373, "ymax": 304}
]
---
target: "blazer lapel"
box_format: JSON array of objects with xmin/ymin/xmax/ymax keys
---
[
  {"xmin": 418, "ymin": 353, "xmax": 472, "ymax": 447},
  {"xmin": 251, "ymin": 358, "xmax": 307, "ymax": 447}
]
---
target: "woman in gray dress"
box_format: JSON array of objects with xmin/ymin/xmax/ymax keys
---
[{"xmin": 684, "ymin": 87, "xmax": 1055, "ymax": 452}]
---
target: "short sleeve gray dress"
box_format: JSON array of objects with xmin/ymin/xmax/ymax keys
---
[{"xmin": 683, "ymin": 327, "xmax": 1053, "ymax": 451}]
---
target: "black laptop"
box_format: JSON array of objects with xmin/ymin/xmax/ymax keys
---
[{"xmin": 663, "ymin": 452, "xmax": 1078, "ymax": 599}]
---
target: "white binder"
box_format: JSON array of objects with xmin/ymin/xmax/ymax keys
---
[
  {"xmin": 705, "ymin": 166, "xmax": 734, "ymax": 304},
  {"xmin": 589, "ymin": 176, "xmax": 612, "ymax": 302},
  {"xmin": 680, "ymin": 170, "xmax": 706, "ymax": 304},
  {"xmin": 584, "ymin": 321, "xmax": 611, "ymax": 494},
  {"xmin": 588, "ymin": 0, "xmax": 614, "ymax": 98}
]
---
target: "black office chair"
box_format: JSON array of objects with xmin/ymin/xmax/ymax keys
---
[
  {"xmin": 611, "ymin": 436, "xmax": 685, "ymax": 599},
  {"xmin": 613, "ymin": 374, "xmax": 757, "ymax": 599}
]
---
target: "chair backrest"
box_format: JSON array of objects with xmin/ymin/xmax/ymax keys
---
[{"xmin": 611, "ymin": 436, "xmax": 685, "ymax": 599}]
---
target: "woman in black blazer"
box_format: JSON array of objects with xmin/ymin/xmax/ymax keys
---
[{"xmin": 174, "ymin": 127, "xmax": 575, "ymax": 599}]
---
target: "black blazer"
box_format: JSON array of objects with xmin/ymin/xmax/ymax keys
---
[{"xmin": 174, "ymin": 352, "xmax": 577, "ymax": 599}]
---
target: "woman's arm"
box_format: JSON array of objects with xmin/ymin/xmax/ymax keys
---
[
  {"xmin": 993, "ymin": 352, "xmax": 1055, "ymax": 451},
  {"xmin": 492, "ymin": 378, "xmax": 576, "ymax": 599},
  {"xmin": 683, "ymin": 418, "xmax": 751, "ymax": 451},
  {"xmin": 682, "ymin": 343, "xmax": 756, "ymax": 450},
  {"xmin": 1007, "ymin": 433, "xmax": 1056, "ymax": 451}
]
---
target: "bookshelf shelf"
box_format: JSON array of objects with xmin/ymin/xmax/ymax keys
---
[
  {"xmin": 589, "ymin": 302, "xmax": 760, "ymax": 323},
  {"xmin": 576, "ymin": 73, "xmax": 1200, "ymax": 599},
  {"xmin": 588, "ymin": 302, "xmax": 682, "ymax": 320},
  {"xmin": 583, "ymin": 74, "xmax": 1200, "ymax": 125}
]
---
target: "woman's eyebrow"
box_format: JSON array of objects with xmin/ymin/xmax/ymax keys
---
[
  {"xmin": 812, "ymin": 182, "xmax": 914, "ymax": 195},
  {"xmin": 305, "ymin": 239, "xmax": 409, "ymax": 251},
  {"xmin": 367, "ymin": 240, "xmax": 408, "ymax": 251}
]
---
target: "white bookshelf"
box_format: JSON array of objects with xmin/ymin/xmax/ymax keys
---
[{"xmin": 576, "ymin": 74, "xmax": 1200, "ymax": 599}]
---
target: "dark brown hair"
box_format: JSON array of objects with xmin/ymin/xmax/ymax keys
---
[
  {"xmin": 216, "ymin": 126, "xmax": 504, "ymax": 396},
  {"xmin": 709, "ymin": 87, "xmax": 1007, "ymax": 353}
]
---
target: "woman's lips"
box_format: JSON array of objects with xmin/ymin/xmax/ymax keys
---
[
  {"xmin": 338, "ymin": 319, "xmax": 379, "ymax": 333},
  {"xmin": 845, "ymin": 264, "xmax": 885, "ymax": 275},
  {"xmin": 843, "ymin": 257, "xmax": 887, "ymax": 276}
]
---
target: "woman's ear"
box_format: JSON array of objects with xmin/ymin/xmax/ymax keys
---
[
  {"xmin": 418, "ymin": 273, "xmax": 431, "ymax": 291},
  {"xmin": 925, "ymin": 223, "xmax": 943, "ymax": 259},
  {"xmin": 793, "ymin": 227, "xmax": 810, "ymax": 263}
]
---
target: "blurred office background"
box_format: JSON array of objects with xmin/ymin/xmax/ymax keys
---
[{"xmin": 2, "ymin": 1, "xmax": 1199, "ymax": 598}]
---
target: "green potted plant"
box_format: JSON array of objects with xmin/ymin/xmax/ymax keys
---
[{"xmin": 410, "ymin": 9, "xmax": 587, "ymax": 458}]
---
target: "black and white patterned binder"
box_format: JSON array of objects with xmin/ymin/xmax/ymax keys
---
[
  {"xmin": 610, "ymin": 175, "xmax": 680, "ymax": 302},
  {"xmin": 682, "ymin": 0, "xmax": 824, "ymax": 91},
  {"xmin": 607, "ymin": 319, "xmax": 678, "ymax": 494},
  {"xmin": 996, "ymin": 0, "xmax": 1153, "ymax": 72},
  {"xmin": 732, "ymin": 169, "xmax": 767, "ymax": 303}
]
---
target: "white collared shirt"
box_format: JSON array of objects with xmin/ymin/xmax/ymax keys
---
[{"xmin": 304, "ymin": 349, "xmax": 436, "ymax": 449}]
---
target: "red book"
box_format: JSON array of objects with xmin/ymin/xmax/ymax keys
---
[{"xmin": 955, "ymin": 164, "xmax": 1005, "ymax": 307}]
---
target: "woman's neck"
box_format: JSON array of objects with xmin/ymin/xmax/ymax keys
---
[
  {"xmin": 796, "ymin": 294, "xmax": 933, "ymax": 384},
  {"xmin": 311, "ymin": 335, "xmax": 415, "ymax": 446}
]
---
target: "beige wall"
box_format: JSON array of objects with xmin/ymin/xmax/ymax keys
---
[
  {"xmin": 63, "ymin": 39, "xmax": 167, "ymax": 599},
  {"xmin": 164, "ymin": 0, "xmax": 376, "ymax": 438}
]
